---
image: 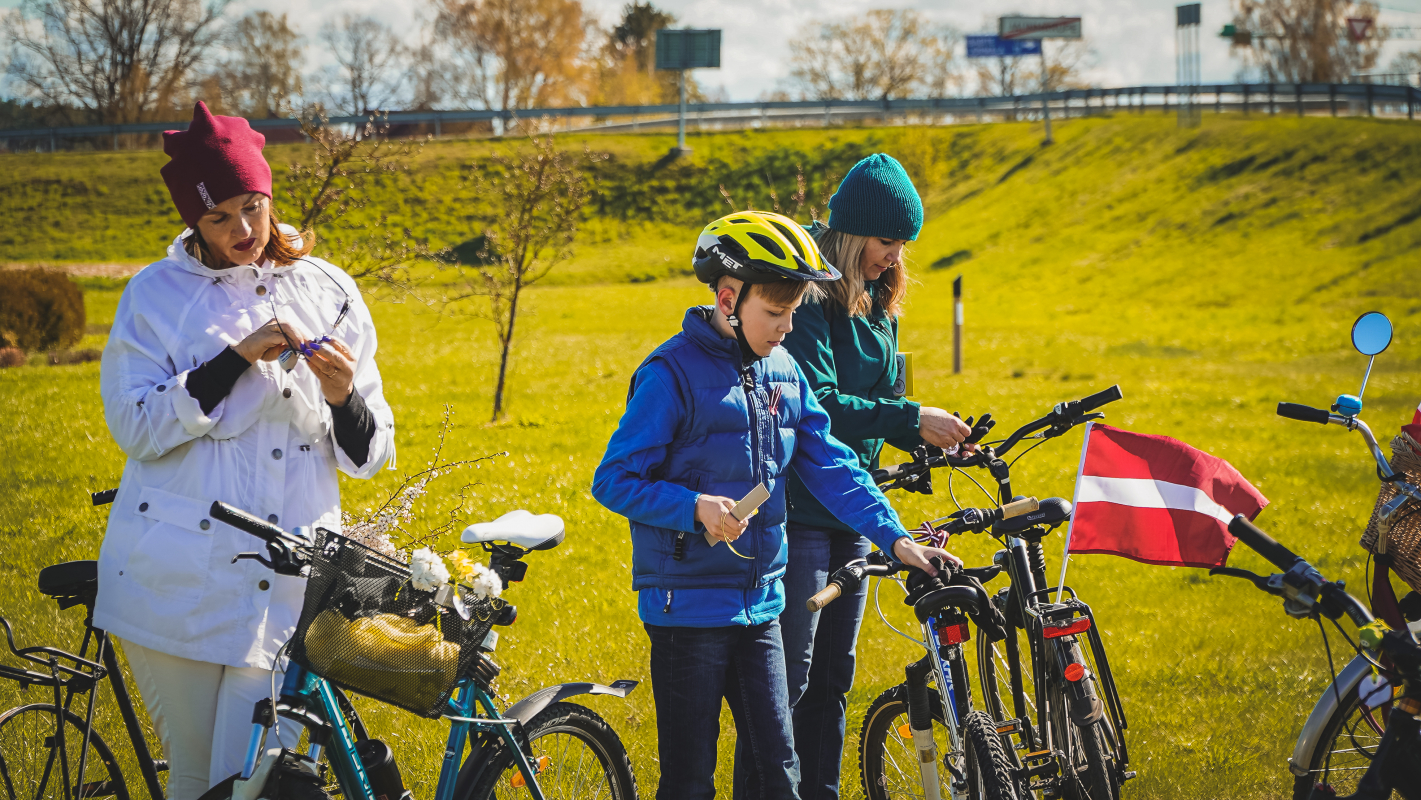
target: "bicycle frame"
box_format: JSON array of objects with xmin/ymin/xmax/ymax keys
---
[{"xmin": 242, "ymin": 666, "xmax": 551, "ymax": 800}]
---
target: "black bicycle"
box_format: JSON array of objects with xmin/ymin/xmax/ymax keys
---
[
  {"xmin": 1213, "ymin": 515, "xmax": 1421, "ymax": 799},
  {"xmin": 869, "ymin": 387, "xmax": 1133, "ymax": 800}
]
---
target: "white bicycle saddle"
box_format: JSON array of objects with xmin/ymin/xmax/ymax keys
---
[{"xmin": 461, "ymin": 510, "xmax": 566, "ymax": 551}]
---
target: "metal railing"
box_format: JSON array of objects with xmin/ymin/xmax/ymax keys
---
[{"xmin": 3, "ymin": 82, "xmax": 1418, "ymax": 152}]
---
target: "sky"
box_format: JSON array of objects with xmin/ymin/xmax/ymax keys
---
[{"xmin": 4, "ymin": 0, "xmax": 1421, "ymax": 102}]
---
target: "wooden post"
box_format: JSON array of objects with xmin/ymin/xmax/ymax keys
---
[
  {"xmin": 1296, "ymin": 84, "xmax": 1303, "ymax": 117},
  {"xmin": 1367, "ymin": 83, "xmax": 1375, "ymax": 117},
  {"xmin": 1330, "ymin": 84, "xmax": 1338, "ymax": 117},
  {"xmin": 952, "ymin": 275, "xmax": 963, "ymax": 374}
]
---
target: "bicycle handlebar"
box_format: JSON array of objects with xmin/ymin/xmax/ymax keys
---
[
  {"xmin": 210, "ymin": 501, "xmax": 289, "ymax": 544},
  {"xmin": 1228, "ymin": 515, "xmax": 1302, "ymax": 572},
  {"xmin": 939, "ymin": 497, "xmax": 1041, "ymax": 535},
  {"xmin": 806, "ymin": 583, "xmax": 841, "ymax": 613},
  {"xmin": 1276, "ymin": 402, "xmax": 1332, "ymax": 425}
]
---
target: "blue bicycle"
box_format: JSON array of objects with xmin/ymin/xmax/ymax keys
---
[{"xmin": 195, "ymin": 501, "xmax": 639, "ymax": 800}]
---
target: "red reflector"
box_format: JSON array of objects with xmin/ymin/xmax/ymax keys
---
[
  {"xmin": 937, "ymin": 620, "xmax": 970, "ymax": 645},
  {"xmin": 1043, "ymin": 617, "xmax": 1092, "ymax": 639},
  {"xmin": 1064, "ymin": 663, "xmax": 1086, "ymax": 682}
]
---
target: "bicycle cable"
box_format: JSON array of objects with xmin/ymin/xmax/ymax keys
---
[
  {"xmin": 946, "ymin": 467, "xmax": 964, "ymax": 513},
  {"xmin": 873, "ymin": 577, "xmax": 930, "ymax": 652},
  {"xmin": 1316, "ymin": 617, "xmax": 1344, "ymax": 711},
  {"xmin": 1329, "ymin": 616, "xmax": 1386, "ymax": 672},
  {"xmin": 1008, "ymin": 437, "xmax": 1049, "ymax": 470},
  {"xmin": 953, "ymin": 465, "xmax": 1001, "ymax": 508},
  {"xmin": 269, "ymin": 639, "xmax": 292, "ymax": 743}
]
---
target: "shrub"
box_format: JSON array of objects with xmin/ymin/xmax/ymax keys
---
[
  {"xmin": 48, "ymin": 349, "xmax": 101, "ymax": 366},
  {"xmin": 0, "ymin": 348, "xmax": 24, "ymax": 368},
  {"xmin": 0, "ymin": 269, "xmax": 85, "ymax": 351}
]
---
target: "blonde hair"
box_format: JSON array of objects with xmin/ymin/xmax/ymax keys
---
[
  {"xmin": 813, "ymin": 227, "xmax": 908, "ymax": 318},
  {"xmin": 184, "ymin": 201, "xmax": 314, "ymax": 268}
]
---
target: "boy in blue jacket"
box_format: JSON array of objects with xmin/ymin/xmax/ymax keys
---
[{"xmin": 592, "ymin": 211, "xmax": 955, "ymax": 800}]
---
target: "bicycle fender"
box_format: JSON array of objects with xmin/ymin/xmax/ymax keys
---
[
  {"xmin": 505, "ymin": 679, "xmax": 639, "ymax": 725},
  {"xmin": 1288, "ymin": 653, "xmax": 1370, "ymax": 778}
]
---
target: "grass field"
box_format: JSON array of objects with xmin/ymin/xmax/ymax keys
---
[{"xmin": 3, "ymin": 112, "xmax": 1421, "ymax": 799}]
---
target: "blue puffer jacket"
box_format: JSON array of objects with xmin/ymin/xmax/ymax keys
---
[{"xmin": 592, "ymin": 307, "xmax": 908, "ymax": 627}]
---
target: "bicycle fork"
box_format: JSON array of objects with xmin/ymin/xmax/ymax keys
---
[{"xmin": 909, "ymin": 626, "xmax": 970, "ymax": 800}]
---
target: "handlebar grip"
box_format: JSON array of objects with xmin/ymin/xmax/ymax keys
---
[
  {"xmin": 1000, "ymin": 496, "xmax": 1040, "ymax": 520},
  {"xmin": 209, "ymin": 501, "xmax": 287, "ymax": 543},
  {"xmin": 1227, "ymin": 515, "xmax": 1302, "ymax": 572},
  {"xmin": 806, "ymin": 583, "xmax": 843, "ymax": 612},
  {"xmin": 1076, "ymin": 385, "xmax": 1123, "ymax": 413},
  {"xmin": 1276, "ymin": 402, "xmax": 1331, "ymax": 425}
]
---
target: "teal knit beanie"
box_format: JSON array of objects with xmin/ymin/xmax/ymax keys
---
[{"xmin": 826, "ymin": 153, "xmax": 923, "ymax": 241}]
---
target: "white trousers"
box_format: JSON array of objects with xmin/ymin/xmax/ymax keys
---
[{"xmin": 121, "ymin": 640, "xmax": 300, "ymax": 800}]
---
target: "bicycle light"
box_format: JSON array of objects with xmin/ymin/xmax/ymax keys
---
[
  {"xmin": 1063, "ymin": 663, "xmax": 1087, "ymax": 682},
  {"xmin": 1042, "ymin": 617, "xmax": 1092, "ymax": 639},
  {"xmin": 936, "ymin": 619, "xmax": 971, "ymax": 646}
]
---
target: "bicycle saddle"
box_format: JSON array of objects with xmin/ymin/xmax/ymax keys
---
[
  {"xmin": 461, "ymin": 510, "xmax": 565, "ymax": 551},
  {"xmin": 38, "ymin": 560, "xmax": 98, "ymax": 598}
]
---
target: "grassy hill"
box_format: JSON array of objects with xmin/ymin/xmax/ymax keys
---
[{"xmin": 2, "ymin": 113, "xmax": 1421, "ymax": 799}]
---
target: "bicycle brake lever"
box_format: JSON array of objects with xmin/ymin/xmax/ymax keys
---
[
  {"xmin": 233, "ymin": 552, "xmax": 277, "ymax": 569},
  {"xmin": 1209, "ymin": 566, "xmax": 1278, "ymax": 593}
]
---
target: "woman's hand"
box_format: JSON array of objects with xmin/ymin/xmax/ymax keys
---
[
  {"xmin": 233, "ymin": 318, "xmax": 311, "ymax": 364},
  {"xmin": 695, "ymin": 494, "xmax": 749, "ymax": 543},
  {"xmin": 919, "ymin": 406, "xmax": 972, "ymax": 449},
  {"xmin": 308, "ymin": 338, "xmax": 357, "ymax": 406},
  {"xmin": 893, "ymin": 537, "xmax": 962, "ymax": 577}
]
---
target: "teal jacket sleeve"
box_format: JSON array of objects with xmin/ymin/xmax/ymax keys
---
[
  {"xmin": 788, "ymin": 363, "xmax": 908, "ymax": 553},
  {"xmin": 784, "ymin": 299, "xmax": 921, "ymax": 444},
  {"xmin": 591, "ymin": 360, "xmax": 700, "ymax": 534}
]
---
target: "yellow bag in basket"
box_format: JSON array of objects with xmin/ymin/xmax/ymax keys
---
[{"xmin": 304, "ymin": 610, "xmax": 460, "ymax": 705}]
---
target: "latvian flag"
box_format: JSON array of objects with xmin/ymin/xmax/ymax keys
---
[{"xmin": 1065, "ymin": 424, "xmax": 1268, "ymax": 568}]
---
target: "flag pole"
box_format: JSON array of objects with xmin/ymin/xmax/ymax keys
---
[{"xmin": 1056, "ymin": 422, "xmax": 1093, "ymax": 604}]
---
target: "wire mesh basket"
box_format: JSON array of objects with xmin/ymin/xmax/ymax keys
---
[
  {"xmin": 1360, "ymin": 435, "xmax": 1421, "ymax": 594},
  {"xmin": 288, "ymin": 529, "xmax": 504, "ymax": 718}
]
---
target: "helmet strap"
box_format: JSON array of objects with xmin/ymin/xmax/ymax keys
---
[{"xmin": 725, "ymin": 284, "xmax": 762, "ymax": 366}]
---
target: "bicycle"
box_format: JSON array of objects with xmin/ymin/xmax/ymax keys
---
[
  {"xmin": 1260, "ymin": 310, "xmax": 1421, "ymax": 798},
  {"xmin": 808, "ymin": 498, "xmax": 1041, "ymax": 800},
  {"xmin": 1211, "ymin": 515, "xmax": 1421, "ymax": 799},
  {"xmin": 0, "ymin": 493, "xmax": 639, "ymax": 800},
  {"xmin": 865, "ymin": 387, "xmax": 1133, "ymax": 800}
]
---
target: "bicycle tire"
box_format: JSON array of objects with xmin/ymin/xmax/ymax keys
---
[
  {"xmin": 1290, "ymin": 682, "xmax": 1384, "ymax": 800},
  {"xmin": 0, "ymin": 703, "xmax": 128, "ymax": 800},
  {"xmin": 858, "ymin": 684, "xmax": 954, "ymax": 800},
  {"xmin": 1073, "ymin": 719, "xmax": 1118, "ymax": 800},
  {"xmin": 462, "ymin": 702, "xmax": 636, "ymax": 800},
  {"xmin": 962, "ymin": 710, "xmax": 1020, "ymax": 800},
  {"xmin": 976, "ymin": 625, "xmax": 1035, "ymax": 798}
]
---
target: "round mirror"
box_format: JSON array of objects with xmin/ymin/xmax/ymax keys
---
[{"xmin": 1351, "ymin": 311, "xmax": 1393, "ymax": 356}]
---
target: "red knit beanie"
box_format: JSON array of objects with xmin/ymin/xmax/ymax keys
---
[{"xmin": 160, "ymin": 102, "xmax": 272, "ymax": 229}]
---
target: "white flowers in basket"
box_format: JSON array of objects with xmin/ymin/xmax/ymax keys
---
[
  {"xmin": 406, "ymin": 547, "xmax": 502, "ymax": 600},
  {"xmin": 409, "ymin": 548, "xmax": 451, "ymax": 592}
]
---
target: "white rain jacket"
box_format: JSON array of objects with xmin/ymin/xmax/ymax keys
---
[{"xmin": 96, "ymin": 229, "xmax": 395, "ymax": 669}]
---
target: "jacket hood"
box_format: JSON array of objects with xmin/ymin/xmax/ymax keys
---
[{"xmin": 164, "ymin": 224, "xmax": 304, "ymax": 280}]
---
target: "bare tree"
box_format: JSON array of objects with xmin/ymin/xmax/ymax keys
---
[
  {"xmin": 455, "ymin": 134, "xmax": 599, "ymax": 421},
  {"xmin": 208, "ymin": 11, "xmax": 303, "ymax": 118},
  {"xmin": 787, "ymin": 10, "xmax": 961, "ymax": 101},
  {"xmin": 426, "ymin": 0, "xmax": 592, "ymax": 114},
  {"xmin": 3, "ymin": 0, "xmax": 228, "ymax": 124},
  {"xmin": 319, "ymin": 14, "xmax": 406, "ymax": 115},
  {"xmin": 1229, "ymin": 0, "xmax": 1383, "ymax": 82},
  {"xmin": 975, "ymin": 55, "xmax": 1034, "ymax": 97}
]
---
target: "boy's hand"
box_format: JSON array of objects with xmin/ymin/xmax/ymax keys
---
[
  {"xmin": 893, "ymin": 537, "xmax": 962, "ymax": 577},
  {"xmin": 695, "ymin": 494, "xmax": 749, "ymax": 543},
  {"xmin": 919, "ymin": 407, "xmax": 972, "ymax": 450}
]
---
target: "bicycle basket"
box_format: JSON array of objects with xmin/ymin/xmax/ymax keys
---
[
  {"xmin": 1360, "ymin": 435, "xmax": 1421, "ymax": 594},
  {"xmin": 288, "ymin": 529, "xmax": 504, "ymax": 718}
]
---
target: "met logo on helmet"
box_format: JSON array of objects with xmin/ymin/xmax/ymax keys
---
[{"xmin": 715, "ymin": 248, "xmax": 744, "ymax": 271}]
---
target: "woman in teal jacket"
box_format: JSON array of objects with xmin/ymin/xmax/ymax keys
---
[{"xmin": 779, "ymin": 154, "xmax": 972, "ymax": 800}]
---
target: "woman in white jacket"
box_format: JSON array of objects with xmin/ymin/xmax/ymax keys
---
[{"xmin": 96, "ymin": 102, "xmax": 396, "ymax": 799}]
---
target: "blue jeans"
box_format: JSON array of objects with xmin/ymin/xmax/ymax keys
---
[
  {"xmin": 644, "ymin": 619, "xmax": 801, "ymax": 800},
  {"xmin": 779, "ymin": 524, "xmax": 872, "ymax": 800}
]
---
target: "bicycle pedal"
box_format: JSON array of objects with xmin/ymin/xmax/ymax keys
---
[
  {"xmin": 1017, "ymin": 751, "xmax": 1060, "ymax": 780},
  {"xmin": 994, "ymin": 718, "xmax": 1023, "ymax": 736},
  {"xmin": 1123, "ymin": 770, "xmax": 1137, "ymax": 781}
]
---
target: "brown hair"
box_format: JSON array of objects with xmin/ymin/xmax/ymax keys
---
[
  {"xmin": 184, "ymin": 201, "xmax": 315, "ymax": 268},
  {"xmin": 714, "ymin": 276, "xmax": 813, "ymax": 307},
  {"xmin": 813, "ymin": 226, "xmax": 908, "ymax": 318}
]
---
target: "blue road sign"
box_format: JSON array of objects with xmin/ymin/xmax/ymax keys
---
[{"xmin": 966, "ymin": 35, "xmax": 1043, "ymax": 58}]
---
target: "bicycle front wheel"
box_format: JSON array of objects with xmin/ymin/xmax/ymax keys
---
[
  {"xmin": 466, "ymin": 702, "xmax": 636, "ymax": 800},
  {"xmin": 858, "ymin": 684, "xmax": 952, "ymax": 800},
  {"xmin": 963, "ymin": 710, "xmax": 1022, "ymax": 800},
  {"xmin": 1291, "ymin": 682, "xmax": 1382, "ymax": 799},
  {"xmin": 0, "ymin": 704, "xmax": 128, "ymax": 800}
]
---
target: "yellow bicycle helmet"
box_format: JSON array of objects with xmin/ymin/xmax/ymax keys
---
[{"xmin": 693, "ymin": 211, "xmax": 842, "ymax": 287}]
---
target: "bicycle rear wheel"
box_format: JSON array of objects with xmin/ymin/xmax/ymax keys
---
[
  {"xmin": 464, "ymin": 702, "xmax": 636, "ymax": 800},
  {"xmin": 0, "ymin": 704, "xmax": 128, "ymax": 800}
]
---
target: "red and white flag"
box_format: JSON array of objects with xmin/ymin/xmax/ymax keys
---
[{"xmin": 1062, "ymin": 424, "xmax": 1268, "ymax": 569}]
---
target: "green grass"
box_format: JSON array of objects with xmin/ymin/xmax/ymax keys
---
[{"xmin": 3, "ymin": 112, "xmax": 1421, "ymax": 799}]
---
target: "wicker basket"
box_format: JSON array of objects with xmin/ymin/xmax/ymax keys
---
[
  {"xmin": 1359, "ymin": 435, "xmax": 1421, "ymax": 594},
  {"xmin": 288, "ymin": 530, "xmax": 504, "ymax": 718}
]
